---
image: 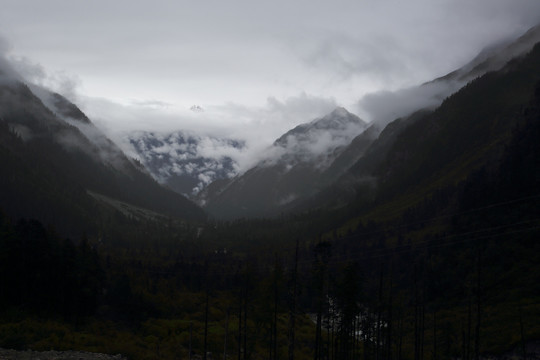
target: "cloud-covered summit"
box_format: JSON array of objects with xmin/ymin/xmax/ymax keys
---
[
  {"xmin": 271, "ymin": 107, "xmax": 367, "ymax": 167},
  {"xmin": 356, "ymin": 22, "xmax": 540, "ymax": 127}
]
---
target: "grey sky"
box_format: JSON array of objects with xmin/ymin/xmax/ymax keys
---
[{"xmin": 1, "ymin": 0, "xmax": 540, "ymax": 157}]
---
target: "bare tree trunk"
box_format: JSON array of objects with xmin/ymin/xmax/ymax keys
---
[
  {"xmin": 288, "ymin": 239, "xmax": 299, "ymax": 360},
  {"xmin": 432, "ymin": 310, "xmax": 437, "ymax": 360},
  {"xmin": 238, "ymin": 294, "xmax": 243, "ymax": 360},
  {"xmin": 314, "ymin": 242, "xmax": 331, "ymax": 360},
  {"xmin": 474, "ymin": 249, "xmax": 482, "ymax": 360},
  {"xmin": 204, "ymin": 261, "xmax": 210, "ymax": 360},
  {"xmin": 273, "ymin": 258, "xmax": 279, "ymax": 360},
  {"xmin": 397, "ymin": 312, "xmax": 403, "ymax": 360},
  {"xmin": 420, "ymin": 299, "xmax": 425, "ymax": 360},
  {"xmin": 244, "ymin": 273, "xmax": 248, "ymax": 360},
  {"xmin": 363, "ymin": 309, "xmax": 371, "ymax": 360},
  {"xmin": 387, "ymin": 264, "xmax": 394, "ymax": 360},
  {"xmin": 376, "ymin": 264, "xmax": 384, "ymax": 360},
  {"xmin": 204, "ymin": 289, "xmax": 209, "ymax": 360},
  {"xmin": 224, "ymin": 309, "xmax": 229, "ymax": 360},
  {"xmin": 315, "ymin": 311, "xmax": 322, "ymax": 360},
  {"xmin": 189, "ymin": 321, "xmax": 193, "ymax": 360},
  {"xmin": 414, "ymin": 266, "xmax": 419, "ymax": 360},
  {"xmin": 328, "ymin": 300, "xmax": 333, "ymax": 360},
  {"xmin": 466, "ymin": 296, "xmax": 472, "ymax": 360},
  {"xmin": 519, "ymin": 305, "xmax": 527, "ymax": 360}
]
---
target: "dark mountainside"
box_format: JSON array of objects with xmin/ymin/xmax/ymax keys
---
[
  {"xmin": 0, "ymin": 71, "xmax": 205, "ymax": 236},
  {"xmin": 0, "ymin": 27, "xmax": 539, "ymax": 360}
]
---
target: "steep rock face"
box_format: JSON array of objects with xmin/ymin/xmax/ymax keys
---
[
  {"xmin": 0, "ymin": 68, "xmax": 205, "ymax": 235},
  {"xmin": 202, "ymin": 107, "xmax": 368, "ymax": 219}
]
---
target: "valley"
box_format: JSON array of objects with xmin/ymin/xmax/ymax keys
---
[{"xmin": 0, "ymin": 19, "xmax": 539, "ymax": 360}]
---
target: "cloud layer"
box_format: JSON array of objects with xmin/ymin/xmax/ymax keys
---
[
  {"xmin": 2, "ymin": 0, "xmax": 539, "ymax": 112},
  {"xmin": 81, "ymin": 92, "xmax": 339, "ymax": 174}
]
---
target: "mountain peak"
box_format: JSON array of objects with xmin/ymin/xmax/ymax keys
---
[
  {"xmin": 329, "ymin": 106, "xmax": 350, "ymax": 117},
  {"xmin": 275, "ymin": 107, "xmax": 366, "ymax": 147},
  {"xmin": 312, "ymin": 106, "xmax": 365, "ymax": 128}
]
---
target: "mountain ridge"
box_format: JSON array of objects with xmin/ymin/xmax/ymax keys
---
[
  {"xmin": 0, "ymin": 68, "xmax": 205, "ymax": 236},
  {"xmin": 201, "ymin": 107, "xmax": 368, "ymax": 218},
  {"xmin": 202, "ymin": 25, "xmax": 540, "ymax": 220}
]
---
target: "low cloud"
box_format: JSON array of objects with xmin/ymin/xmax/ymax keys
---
[
  {"xmin": 356, "ymin": 21, "xmax": 540, "ymax": 127},
  {"xmin": 267, "ymin": 111, "xmax": 367, "ymax": 171},
  {"xmin": 81, "ymin": 92, "xmax": 340, "ymax": 174},
  {"xmin": 0, "ymin": 35, "xmax": 10, "ymax": 56},
  {"xmin": 130, "ymin": 99, "xmax": 172, "ymax": 109},
  {"xmin": 0, "ymin": 37, "xmax": 22, "ymax": 83},
  {"xmin": 129, "ymin": 130, "xmax": 245, "ymax": 195},
  {"xmin": 299, "ymin": 33, "xmax": 411, "ymax": 87},
  {"xmin": 356, "ymin": 80, "xmax": 464, "ymax": 127},
  {"xmin": 7, "ymin": 56, "xmax": 81, "ymax": 102}
]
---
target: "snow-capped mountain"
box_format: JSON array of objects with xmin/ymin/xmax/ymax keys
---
[
  {"xmin": 201, "ymin": 24, "xmax": 540, "ymax": 220},
  {"xmin": 199, "ymin": 107, "xmax": 368, "ymax": 218},
  {"xmin": 128, "ymin": 131, "xmax": 245, "ymax": 197},
  {"xmin": 272, "ymin": 107, "xmax": 367, "ymax": 167}
]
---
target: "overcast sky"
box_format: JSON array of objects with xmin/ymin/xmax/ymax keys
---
[{"xmin": 1, "ymin": 0, "xmax": 540, "ymax": 151}]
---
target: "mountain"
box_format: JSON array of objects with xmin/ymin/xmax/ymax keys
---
[
  {"xmin": 296, "ymin": 25, "xmax": 540, "ymax": 210},
  {"xmin": 435, "ymin": 23, "xmax": 540, "ymax": 83},
  {"xmin": 128, "ymin": 131, "xmax": 244, "ymax": 197},
  {"xmin": 273, "ymin": 107, "xmax": 366, "ymax": 161},
  {"xmin": 0, "ymin": 26, "xmax": 539, "ymax": 360},
  {"xmin": 200, "ymin": 107, "xmax": 368, "ymax": 219},
  {"xmin": 358, "ymin": 24, "xmax": 540, "ymax": 129},
  {"xmin": 202, "ymin": 24, "xmax": 540, "ymax": 220},
  {"xmin": 0, "ymin": 64, "xmax": 205, "ymax": 236},
  {"xmin": 304, "ymin": 40, "xmax": 540, "ymax": 221}
]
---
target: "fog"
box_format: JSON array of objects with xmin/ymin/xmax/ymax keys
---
[{"xmin": 356, "ymin": 80, "xmax": 464, "ymax": 127}]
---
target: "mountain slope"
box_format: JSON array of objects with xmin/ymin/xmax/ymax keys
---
[
  {"xmin": 202, "ymin": 26, "xmax": 540, "ymax": 220},
  {"xmin": 0, "ymin": 69, "xmax": 205, "ymax": 235},
  {"xmin": 201, "ymin": 107, "xmax": 367, "ymax": 219},
  {"xmin": 321, "ymin": 41, "xmax": 540, "ymax": 226},
  {"xmin": 292, "ymin": 26, "xmax": 540, "ymax": 215},
  {"xmin": 376, "ymin": 44, "xmax": 540, "ymax": 201},
  {"xmin": 358, "ymin": 24, "xmax": 540, "ymax": 129},
  {"xmin": 436, "ymin": 23, "xmax": 540, "ymax": 83}
]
